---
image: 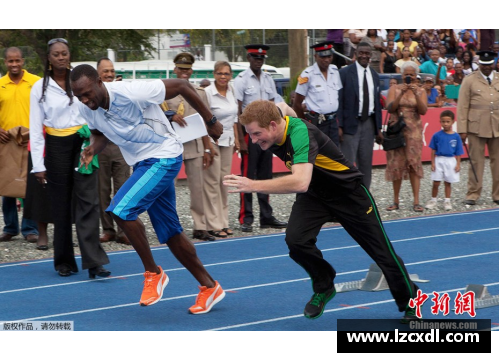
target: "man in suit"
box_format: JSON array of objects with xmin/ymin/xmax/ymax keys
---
[
  {"xmin": 337, "ymin": 42, "xmax": 383, "ymax": 190},
  {"xmin": 457, "ymin": 50, "xmax": 499, "ymax": 205}
]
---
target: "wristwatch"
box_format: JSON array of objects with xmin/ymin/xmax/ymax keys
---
[
  {"xmin": 204, "ymin": 149, "xmax": 212, "ymax": 154},
  {"xmin": 205, "ymin": 115, "xmax": 217, "ymax": 125}
]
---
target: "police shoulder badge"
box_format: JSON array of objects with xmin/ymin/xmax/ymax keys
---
[{"xmin": 298, "ymin": 76, "xmax": 309, "ymax": 85}]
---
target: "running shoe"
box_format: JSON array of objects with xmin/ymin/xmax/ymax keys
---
[
  {"xmin": 425, "ymin": 199, "xmax": 438, "ymax": 209},
  {"xmin": 304, "ymin": 286, "xmax": 336, "ymax": 319},
  {"xmin": 400, "ymin": 306, "xmax": 420, "ymax": 324},
  {"xmin": 444, "ymin": 199, "xmax": 452, "ymax": 211},
  {"xmin": 139, "ymin": 266, "xmax": 169, "ymax": 306},
  {"xmin": 188, "ymin": 281, "xmax": 225, "ymax": 314}
]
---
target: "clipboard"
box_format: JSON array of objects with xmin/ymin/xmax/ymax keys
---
[{"xmin": 171, "ymin": 113, "xmax": 208, "ymax": 143}]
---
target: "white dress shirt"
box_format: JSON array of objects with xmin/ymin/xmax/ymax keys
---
[
  {"xmin": 356, "ymin": 61, "xmax": 375, "ymax": 116},
  {"xmin": 205, "ymin": 84, "xmax": 238, "ymax": 147},
  {"xmin": 29, "ymin": 77, "xmax": 87, "ymax": 173}
]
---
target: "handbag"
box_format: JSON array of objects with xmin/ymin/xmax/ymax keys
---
[
  {"xmin": 0, "ymin": 126, "xmax": 29, "ymax": 198},
  {"xmin": 382, "ymin": 112, "xmax": 406, "ymax": 151}
]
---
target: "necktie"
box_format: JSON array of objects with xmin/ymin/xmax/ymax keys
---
[
  {"xmin": 361, "ymin": 69, "xmax": 369, "ymax": 121},
  {"xmin": 487, "ymin": 77, "xmax": 491, "ymax": 85}
]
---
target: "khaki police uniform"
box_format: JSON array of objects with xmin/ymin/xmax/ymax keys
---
[
  {"xmin": 457, "ymin": 70, "xmax": 499, "ymax": 202},
  {"xmin": 163, "ymin": 89, "xmax": 211, "ymax": 230},
  {"xmin": 162, "ymin": 52, "xmax": 213, "ymax": 232}
]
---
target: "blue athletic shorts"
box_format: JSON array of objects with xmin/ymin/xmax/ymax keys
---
[{"xmin": 106, "ymin": 155, "xmax": 183, "ymax": 243}]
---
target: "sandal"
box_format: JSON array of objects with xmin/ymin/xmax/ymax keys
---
[
  {"xmin": 36, "ymin": 243, "xmax": 49, "ymax": 251},
  {"xmin": 386, "ymin": 203, "xmax": 399, "ymax": 211},
  {"xmin": 413, "ymin": 204, "xmax": 424, "ymax": 212},
  {"xmin": 208, "ymin": 230, "xmax": 228, "ymax": 238},
  {"xmin": 222, "ymin": 228, "xmax": 233, "ymax": 236}
]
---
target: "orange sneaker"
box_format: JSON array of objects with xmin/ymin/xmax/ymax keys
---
[
  {"xmin": 188, "ymin": 281, "xmax": 225, "ymax": 314},
  {"xmin": 139, "ymin": 266, "xmax": 169, "ymax": 306}
]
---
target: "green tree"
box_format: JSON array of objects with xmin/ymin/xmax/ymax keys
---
[
  {"xmin": 169, "ymin": 29, "xmax": 290, "ymax": 67},
  {"xmin": 0, "ymin": 29, "xmax": 156, "ymax": 76}
]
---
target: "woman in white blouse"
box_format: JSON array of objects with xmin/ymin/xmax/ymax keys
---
[
  {"xmin": 204, "ymin": 61, "xmax": 240, "ymax": 238},
  {"xmin": 29, "ymin": 38, "xmax": 110, "ymax": 278}
]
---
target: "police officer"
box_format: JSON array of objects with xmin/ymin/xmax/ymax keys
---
[
  {"xmin": 233, "ymin": 44, "xmax": 288, "ymax": 232},
  {"xmin": 293, "ymin": 41, "xmax": 342, "ymax": 146},
  {"xmin": 161, "ymin": 52, "xmax": 217, "ymax": 241},
  {"xmin": 457, "ymin": 50, "xmax": 499, "ymax": 205}
]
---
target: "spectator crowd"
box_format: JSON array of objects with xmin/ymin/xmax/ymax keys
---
[{"xmin": 0, "ymin": 29, "xmax": 498, "ymax": 268}]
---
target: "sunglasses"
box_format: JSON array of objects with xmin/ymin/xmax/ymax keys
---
[{"xmin": 47, "ymin": 38, "xmax": 68, "ymax": 47}]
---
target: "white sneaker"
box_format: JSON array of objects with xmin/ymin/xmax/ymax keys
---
[
  {"xmin": 444, "ymin": 200, "xmax": 452, "ymax": 211},
  {"xmin": 425, "ymin": 199, "xmax": 438, "ymax": 209}
]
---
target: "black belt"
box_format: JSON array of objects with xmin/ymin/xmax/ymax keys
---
[
  {"xmin": 309, "ymin": 111, "xmax": 337, "ymax": 122},
  {"xmin": 357, "ymin": 113, "xmax": 375, "ymax": 120}
]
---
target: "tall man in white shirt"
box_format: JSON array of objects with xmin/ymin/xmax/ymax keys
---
[
  {"xmin": 337, "ymin": 42, "xmax": 383, "ymax": 190},
  {"xmin": 233, "ymin": 44, "xmax": 287, "ymax": 232},
  {"xmin": 70, "ymin": 64, "xmax": 226, "ymax": 314}
]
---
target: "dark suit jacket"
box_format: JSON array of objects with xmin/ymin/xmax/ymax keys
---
[{"xmin": 337, "ymin": 63, "xmax": 382, "ymax": 135}]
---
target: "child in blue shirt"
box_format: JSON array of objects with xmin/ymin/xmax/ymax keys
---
[{"xmin": 425, "ymin": 110, "xmax": 464, "ymax": 211}]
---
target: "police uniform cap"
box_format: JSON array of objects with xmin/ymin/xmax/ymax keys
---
[
  {"xmin": 477, "ymin": 51, "xmax": 497, "ymax": 65},
  {"xmin": 244, "ymin": 44, "xmax": 269, "ymax": 59},
  {"xmin": 174, "ymin": 52, "xmax": 195, "ymax": 68},
  {"xmin": 310, "ymin": 41, "xmax": 334, "ymax": 57}
]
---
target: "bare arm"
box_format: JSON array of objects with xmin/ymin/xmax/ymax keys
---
[
  {"xmin": 379, "ymin": 52, "xmax": 386, "ymax": 73},
  {"xmin": 386, "ymin": 85, "xmax": 403, "ymax": 113},
  {"xmin": 233, "ymin": 123, "xmax": 240, "ymax": 152},
  {"xmin": 201, "ymin": 135, "xmax": 216, "ymax": 169},
  {"xmin": 430, "ymin": 149, "xmax": 436, "ymax": 171},
  {"xmin": 455, "ymin": 155, "xmax": 461, "ymax": 172},
  {"xmin": 223, "ymin": 162, "xmax": 313, "ymax": 194},
  {"xmin": 276, "ymin": 102, "xmax": 297, "ymax": 117},
  {"xmin": 162, "ymin": 79, "xmax": 223, "ymax": 140},
  {"xmin": 415, "ymin": 88, "xmax": 428, "ymax": 115},
  {"xmin": 292, "ymin": 93, "xmax": 306, "ymax": 119},
  {"xmin": 80, "ymin": 129, "xmax": 109, "ymax": 168},
  {"xmin": 0, "ymin": 127, "xmax": 9, "ymax": 144},
  {"xmin": 236, "ymin": 99, "xmax": 248, "ymax": 154}
]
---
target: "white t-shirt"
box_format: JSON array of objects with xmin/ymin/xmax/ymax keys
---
[{"xmin": 77, "ymin": 80, "xmax": 183, "ymax": 166}]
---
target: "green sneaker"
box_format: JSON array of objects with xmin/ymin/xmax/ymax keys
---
[
  {"xmin": 304, "ymin": 286, "xmax": 336, "ymax": 319},
  {"xmin": 400, "ymin": 306, "xmax": 420, "ymax": 324}
]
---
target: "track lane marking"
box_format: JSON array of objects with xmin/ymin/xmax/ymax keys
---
[{"xmin": 3, "ymin": 253, "xmax": 498, "ymax": 322}]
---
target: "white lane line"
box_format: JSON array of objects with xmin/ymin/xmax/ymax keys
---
[
  {"xmin": 4, "ymin": 253, "xmax": 498, "ymax": 322},
  {"xmin": 0, "ymin": 232, "xmax": 497, "ymax": 295},
  {"xmin": 1, "ymin": 209, "xmax": 497, "ymax": 268},
  {"xmin": 1, "ymin": 224, "xmax": 497, "ymax": 270}
]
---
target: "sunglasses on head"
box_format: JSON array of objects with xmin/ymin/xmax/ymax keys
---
[{"xmin": 47, "ymin": 38, "xmax": 68, "ymax": 47}]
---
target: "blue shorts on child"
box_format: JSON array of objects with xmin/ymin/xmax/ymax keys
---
[{"xmin": 106, "ymin": 155, "xmax": 183, "ymax": 243}]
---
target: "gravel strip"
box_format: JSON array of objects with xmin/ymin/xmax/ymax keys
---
[{"xmin": 0, "ymin": 161, "xmax": 497, "ymax": 264}]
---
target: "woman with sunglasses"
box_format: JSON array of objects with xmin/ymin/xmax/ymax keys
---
[
  {"xmin": 29, "ymin": 38, "xmax": 110, "ymax": 278},
  {"xmin": 203, "ymin": 61, "xmax": 240, "ymax": 238}
]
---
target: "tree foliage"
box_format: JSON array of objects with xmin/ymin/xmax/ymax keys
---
[
  {"xmin": 0, "ymin": 29, "xmax": 156, "ymax": 76},
  {"xmin": 168, "ymin": 29, "xmax": 291, "ymax": 67}
]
